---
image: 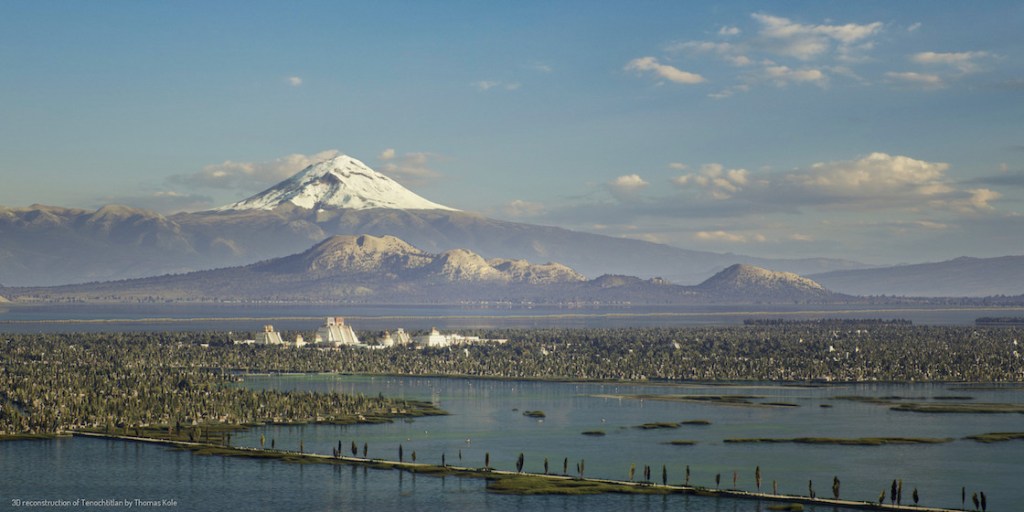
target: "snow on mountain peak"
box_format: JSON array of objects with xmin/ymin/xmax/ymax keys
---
[{"xmin": 215, "ymin": 154, "xmax": 458, "ymax": 212}]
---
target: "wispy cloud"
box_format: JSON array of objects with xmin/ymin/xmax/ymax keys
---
[
  {"xmin": 500, "ymin": 199, "xmax": 547, "ymax": 218},
  {"xmin": 96, "ymin": 190, "xmax": 214, "ymax": 214},
  {"xmin": 911, "ymin": 51, "xmax": 992, "ymax": 73},
  {"xmin": 287, "ymin": 76, "xmax": 303, "ymax": 87},
  {"xmin": 624, "ymin": 56, "xmax": 705, "ymax": 85},
  {"xmin": 170, "ymin": 150, "xmax": 341, "ymax": 190},
  {"xmin": 751, "ymin": 13, "xmax": 882, "ymax": 61},
  {"xmin": 660, "ymin": 12, "xmax": 885, "ymax": 97},
  {"xmin": 673, "ymin": 163, "xmax": 748, "ymax": 200},
  {"xmin": 473, "ymin": 80, "xmax": 521, "ymax": 91},
  {"xmin": 608, "ymin": 174, "xmax": 650, "ymax": 201},
  {"xmin": 886, "ymin": 71, "xmax": 944, "ymax": 88},
  {"xmin": 377, "ymin": 149, "xmax": 444, "ymax": 186},
  {"xmin": 694, "ymin": 230, "xmax": 765, "ymax": 243}
]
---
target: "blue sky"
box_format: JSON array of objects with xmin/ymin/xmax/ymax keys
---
[{"xmin": 1, "ymin": 1, "xmax": 1022, "ymax": 264}]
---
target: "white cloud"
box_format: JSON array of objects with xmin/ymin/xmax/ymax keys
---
[
  {"xmin": 694, "ymin": 230, "xmax": 763, "ymax": 243},
  {"xmin": 668, "ymin": 162, "xmax": 688, "ymax": 171},
  {"xmin": 608, "ymin": 174, "xmax": 650, "ymax": 201},
  {"xmin": 719, "ymin": 26, "xmax": 741, "ymax": 36},
  {"xmin": 172, "ymin": 150, "xmax": 342, "ymax": 190},
  {"xmin": 673, "ymin": 163, "xmax": 749, "ymax": 199},
  {"xmin": 763, "ymin": 65, "xmax": 827, "ymax": 86},
  {"xmin": 671, "ymin": 41, "xmax": 751, "ymax": 67},
  {"xmin": 752, "ymin": 13, "xmax": 882, "ymax": 61},
  {"xmin": 907, "ymin": 22, "xmax": 922, "ymax": 32},
  {"xmin": 914, "ymin": 220, "xmax": 948, "ymax": 230},
  {"xmin": 789, "ymin": 152, "xmax": 951, "ymax": 199},
  {"xmin": 473, "ymin": 80, "xmax": 501, "ymax": 91},
  {"xmin": 611, "ymin": 174, "xmax": 649, "ymax": 190},
  {"xmin": 377, "ymin": 151, "xmax": 444, "ymax": 185},
  {"xmin": 886, "ymin": 71, "xmax": 944, "ymax": 88},
  {"xmin": 959, "ymin": 188, "xmax": 1001, "ymax": 212},
  {"xmin": 911, "ymin": 51, "xmax": 991, "ymax": 73},
  {"xmin": 672, "ymin": 152, "xmax": 994, "ymax": 216},
  {"xmin": 625, "ymin": 56, "xmax": 705, "ymax": 85},
  {"xmin": 501, "ymin": 199, "xmax": 546, "ymax": 218},
  {"xmin": 287, "ymin": 76, "xmax": 303, "ymax": 87},
  {"xmin": 789, "ymin": 233, "xmax": 814, "ymax": 242},
  {"xmin": 473, "ymin": 80, "xmax": 521, "ymax": 91}
]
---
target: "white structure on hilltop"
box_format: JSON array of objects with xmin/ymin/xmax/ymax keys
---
[
  {"xmin": 314, "ymin": 317, "xmax": 360, "ymax": 347},
  {"xmin": 254, "ymin": 325, "xmax": 284, "ymax": 345}
]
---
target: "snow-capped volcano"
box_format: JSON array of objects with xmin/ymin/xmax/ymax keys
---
[{"xmin": 215, "ymin": 155, "xmax": 457, "ymax": 212}]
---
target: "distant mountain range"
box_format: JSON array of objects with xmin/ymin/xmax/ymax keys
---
[
  {"xmin": 0, "ymin": 155, "xmax": 863, "ymax": 287},
  {"xmin": 4, "ymin": 234, "xmax": 841, "ymax": 304},
  {"xmin": 810, "ymin": 255, "xmax": 1024, "ymax": 297},
  {"xmin": 2, "ymin": 154, "xmax": 1020, "ymax": 298}
]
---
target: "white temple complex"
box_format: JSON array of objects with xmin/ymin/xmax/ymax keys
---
[{"xmin": 314, "ymin": 317, "xmax": 360, "ymax": 347}]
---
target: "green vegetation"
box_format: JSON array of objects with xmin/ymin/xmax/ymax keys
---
[
  {"xmin": 681, "ymin": 419, "xmax": 711, "ymax": 425},
  {"xmin": 6, "ymin": 323, "xmax": 1019, "ymax": 385},
  {"xmin": 485, "ymin": 475, "xmax": 667, "ymax": 495},
  {"xmin": 635, "ymin": 422, "xmax": 681, "ymax": 430},
  {"xmin": 767, "ymin": 504, "xmax": 804, "ymax": 512},
  {"xmin": 522, "ymin": 410, "xmax": 546, "ymax": 418},
  {"xmin": 964, "ymin": 432, "xmax": 1024, "ymax": 443},
  {"xmin": 723, "ymin": 437, "xmax": 954, "ymax": 446},
  {"xmin": 0, "ymin": 333, "xmax": 445, "ymax": 437},
  {"xmin": 581, "ymin": 430, "xmax": 606, "ymax": 436},
  {"xmin": 0, "ymin": 432, "xmax": 68, "ymax": 442},
  {"xmin": 891, "ymin": 403, "xmax": 1024, "ymax": 414}
]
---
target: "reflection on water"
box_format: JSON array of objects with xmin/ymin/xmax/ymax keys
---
[
  {"xmin": 2, "ymin": 376, "xmax": 1017, "ymax": 511},
  {"xmin": 1, "ymin": 436, "xmax": 851, "ymax": 512},
  {"xmin": 233, "ymin": 375, "xmax": 1023, "ymax": 510}
]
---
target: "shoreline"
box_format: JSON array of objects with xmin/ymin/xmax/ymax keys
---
[
  {"xmin": 4, "ymin": 305, "xmax": 1024, "ymax": 326},
  {"xmin": 68, "ymin": 432, "xmax": 964, "ymax": 512}
]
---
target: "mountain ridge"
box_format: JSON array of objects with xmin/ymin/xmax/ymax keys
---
[
  {"xmin": 810, "ymin": 255, "xmax": 1024, "ymax": 297},
  {"xmin": 4, "ymin": 235, "xmax": 836, "ymax": 304},
  {"xmin": 0, "ymin": 155, "xmax": 866, "ymax": 287}
]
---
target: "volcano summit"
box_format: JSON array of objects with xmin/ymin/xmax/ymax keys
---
[{"xmin": 216, "ymin": 155, "xmax": 457, "ymax": 212}]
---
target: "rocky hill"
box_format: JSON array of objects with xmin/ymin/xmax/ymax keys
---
[
  {"xmin": 5, "ymin": 236, "xmax": 836, "ymax": 305},
  {"xmin": 696, "ymin": 264, "xmax": 833, "ymax": 302}
]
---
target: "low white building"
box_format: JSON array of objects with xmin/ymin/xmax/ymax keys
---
[
  {"xmin": 412, "ymin": 328, "xmax": 507, "ymax": 348},
  {"xmin": 414, "ymin": 328, "xmax": 449, "ymax": 348}
]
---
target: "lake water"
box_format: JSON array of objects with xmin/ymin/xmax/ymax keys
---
[
  {"xmin": 229, "ymin": 375, "xmax": 1022, "ymax": 511},
  {"xmin": 2, "ymin": 376, "xmax": 1020, "ymax": 511},
  {"xmin": 2, "ymin": 375, "xmax": 1020, "ymax": 511},
  {"xmin": 0, "ymin": 436, "xmax": 773, "ymax": 512},
  {"xmin": 2, "ymin": 303, "xmax": 1022, "ymax": 333}
]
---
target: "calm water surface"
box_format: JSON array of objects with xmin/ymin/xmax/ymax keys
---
[
  {"xmin": 234, "ymin": 375, "xmax": 1024, "ymax": 511},
  {"xmin": 2, "ymin": 303, "xmax": 1022, "ymax": 333},
  {"xmin": 1, "ymin": 376, "xmax": 1019, "ymax": 511},
  {"xmin": 2, "ymin": 436, "xmax": 863, "ymax": 512}
]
